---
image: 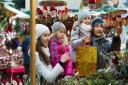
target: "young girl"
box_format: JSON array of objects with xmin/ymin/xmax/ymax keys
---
[
  {"xmin": 49, "ymin": 22, "xmax": 73, "ymax": 76},
  {"xmin": 70, "ymin": 9, "xmax": 92, "ymax": 63}
]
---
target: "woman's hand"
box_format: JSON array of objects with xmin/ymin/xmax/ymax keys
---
[{"xmin": 60, "ymin": 52, "xmax": 70, "ymax": 63}]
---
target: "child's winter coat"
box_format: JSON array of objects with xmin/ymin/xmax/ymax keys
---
[{"xmin": 49, "ymin": 36, "xmax": 73, "ymax": 75}]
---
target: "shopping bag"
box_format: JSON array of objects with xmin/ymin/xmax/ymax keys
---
[{"xmin": 76, "ymin": 46, "xmax": 97, "ymax": 77}]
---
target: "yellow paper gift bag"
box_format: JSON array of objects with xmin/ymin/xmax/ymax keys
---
[{"xmin": 76, "ymin": 46, "xmax": 97, "ymax": 77}]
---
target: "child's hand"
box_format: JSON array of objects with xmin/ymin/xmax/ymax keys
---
[
  {"xmin": 83, "ymin": 36, "xmax": 90, "ymax": 45},
  {"xmin": 60, "ymin": 52, "xmax": 70, "ymax": 63},
  {"xmin": 62, "ymin": 35, "xmax": 68, "ymax": 46},
  {"xmin": 115, "ymin": 26, "xmax": 122, "ymax": 37}
]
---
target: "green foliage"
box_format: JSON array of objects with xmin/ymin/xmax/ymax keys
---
[
  {"xmin": 55, "ymin": 51, "xmax": 128, "ymax": 85},
  {"xmin": 56, "ymin": 73, "xmax": 128, "ymax": 85},
  {"xmin": 0, "ymin": 17, "xmax": 7, "ymax": 30}
]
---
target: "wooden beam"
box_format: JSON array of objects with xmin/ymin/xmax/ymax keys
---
[{"xmin": 30, "ymin": 0, "xmax": 36, "ymax": 85}]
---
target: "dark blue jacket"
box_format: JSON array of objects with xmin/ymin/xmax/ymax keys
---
[
  {"xmin": 22, "ymin": 36, "xmax": 30, "ymax": 65},
  {"xmin": 91, "ymin": 35, "xmax": 121, "ymax": 70}
]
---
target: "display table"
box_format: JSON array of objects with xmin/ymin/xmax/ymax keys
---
[
  {"xmin": 0, "ymin": 66, "xmax": 24, "ymax": 84},
  {"xmin": 5, "ymin": 66, "xmax": 24, "ymax": 73},
  {"xmin": 0, "ymin": 66, "xmax": 24, "ymax": 73}
]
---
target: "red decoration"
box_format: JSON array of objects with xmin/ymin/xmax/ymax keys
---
[
  {"xmin": 88, "ymin": 0, "xmax": 96, "ymax": 3},
  {"xmin": 58, "ymin": 10, "xmax": 62, "ymax": 14},
  {"xmin": 88, "ymin": 0, "xmax": 102, "ymax": 3},
  {"xmin": 43, "ymin": 5, "xmax": 48, "ymax": 10},
  {"xmin": 5, "ymin": 24, "xmax": 13, "ymax": 33},
  {"xmin": 39, "ymin": 1, "xmax": 66, "ymax": 6},
  {"xmin": 50, "ymin": 6, "xmax": 56, "ymax": 11},
  {"xmin": 36, "ymin": 8, "xmax": 42, "ymax": 14},
  {"xmin": 64, "ymin": 6, "xmax": 68, "ymax": 12}
]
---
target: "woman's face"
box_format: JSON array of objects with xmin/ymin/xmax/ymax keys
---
[
  {"xmin": 40, "ymin": 30, "xmax": 50, "ymax": 47},
  {"xmin": 94, "ymin": 24, "xmax": 104, "ymax": 37},
  {"xmin": 82, "ymin": 16, "xmax": 91, "ymax": 25},
  {"xmin": 55, "ymin": 28, "xmax": 65, "ymax": 41}
]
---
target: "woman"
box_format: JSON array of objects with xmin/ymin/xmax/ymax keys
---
[{"xmin": 34, "ymin": 24, "xmax": 70, "ymax": 84}]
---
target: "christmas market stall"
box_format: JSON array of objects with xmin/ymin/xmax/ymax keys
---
[
  {"xmin": 0, "ymin": 3, "xmax": 31, "ymax": 85},
  {"xmin": 0, "ymin": 32, "xmax": 24, "ymax": 85}
]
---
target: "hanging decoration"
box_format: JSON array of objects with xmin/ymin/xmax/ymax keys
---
[
  {"xmin": 39, "ymin": 0, "xmax": 66, "ymax": 6},
  {"xmin": 88, "ymin": 0, "xmax": 102, "ymax": 4}
]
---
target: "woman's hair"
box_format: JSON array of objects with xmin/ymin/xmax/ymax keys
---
[{"xmin": 36, "ymin": 37, "xmax": 50, "ymax": 65}]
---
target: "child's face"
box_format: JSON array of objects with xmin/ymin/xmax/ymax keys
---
[
  {"xmin": 82, "ymin": 16, "xmax": 91, "ymax": 25},
  {"xmin": 55, "ymin": 28, "xmax": 65, "ymax": 41}
]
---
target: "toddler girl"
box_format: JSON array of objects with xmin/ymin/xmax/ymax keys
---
[{"xmin": 49, "ymin": 22, "xmax": 73, "ymax": 76}]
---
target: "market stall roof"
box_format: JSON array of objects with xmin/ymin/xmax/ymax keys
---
[
  {"xmin": 121, "ymin": 13, "xmax": 128, "ymax": 18},
  {"xmin": 90, "ymin": 11, "xmax": 106, "ymax": 16},
  {"xmin": 39, "ymin": 0, "xmax": 66, "ymax": 6},
  {"xmin": 108, "ymin": 9, "xmax": 127, "ymax": 16},
  {"xmin": 4, "ymin": 4, "xmax": 30, "ymax": 19},
  {"xmin": 11, "ymin": 13, "xmax": 30, "ymax": 19}
]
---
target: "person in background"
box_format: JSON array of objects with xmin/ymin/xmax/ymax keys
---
[
  {"xmin": 22, "ymin": 34, "xmax": 30, "ymax": 75},
  {"xmin": 34, "ymin": 24, "xmax": 70, "ymax": 84},
  {"xmin": 49, "ymin": 22, "xmax": 73, "ymax": 77},
  {"xmin": 126, "ymin": 36, "xmax": 128, "ymax": 50},
  {"xmin": 50, "ymin": 6, "xmax": 58, "ymax": 24},
  {"xmin": 90, "ymin": 17, "xmax": 121, "ymax": 70},
  {"xmin": 70, "ymin": 9, "xmax": 92, "ymax": 63},
  {"xmin": 120, "ymin": 15, "xmax": 128, "ymax": 50}
]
